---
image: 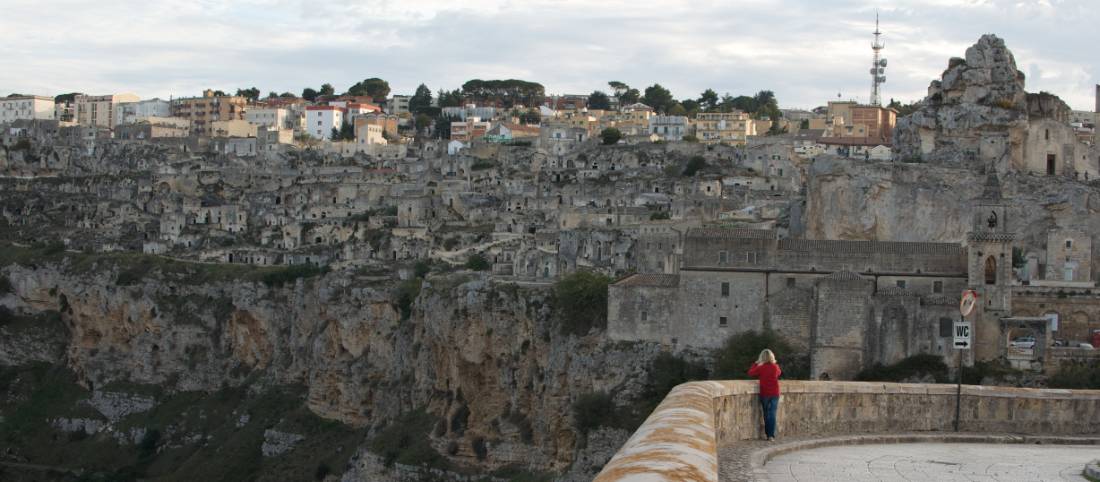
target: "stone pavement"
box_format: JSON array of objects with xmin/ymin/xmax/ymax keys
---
[{"xmin": 763, "ymin": 443, "xmax": 1098, "ymax": 481}]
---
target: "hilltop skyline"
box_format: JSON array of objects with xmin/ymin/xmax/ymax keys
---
[{"xmin": 1, "ymin": 0, "xmax": 1098, "ymax": 111}]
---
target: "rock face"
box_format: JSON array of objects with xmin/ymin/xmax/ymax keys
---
[
  {"xmin": 0, "ymin": 263, "xmax": 660, "ymax": 476},
  {"xmin": 893, "ymin": 34, "xmax": 1029, "ymax": 168}
]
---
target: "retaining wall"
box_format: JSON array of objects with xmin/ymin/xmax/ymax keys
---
[{"xmin": 593, "ymin": 380, "xmax": 1100, "ymax": 482}]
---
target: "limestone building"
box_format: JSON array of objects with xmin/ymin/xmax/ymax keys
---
[
  {"xmin": 75, "ymin": 93, "xmax": 140, "ymax": 128},
  {"xmin": 0, "ymin": 95, "xmax": 56, "ymax": 123}
]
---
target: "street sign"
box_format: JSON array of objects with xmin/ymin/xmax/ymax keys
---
[
  {"xmin": 960, "ymin": 290, "xmax": 979, "ymax": 317},
  {"xmin": 953, "ymin": 321, "xmax": 972, "ymax": 349}
]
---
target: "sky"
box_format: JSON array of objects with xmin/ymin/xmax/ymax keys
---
[{"xmin": 2, "ymin": 0, "xmax": 1097, "ymax": 111}]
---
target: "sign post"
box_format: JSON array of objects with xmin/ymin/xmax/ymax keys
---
[{"xmin": 955, "ymin": 290, "xmax": 978, "ymax": 432}]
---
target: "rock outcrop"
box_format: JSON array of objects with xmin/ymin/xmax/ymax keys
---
[{"xmin": 893, "ymin": 34, "xmax": 1029, "ymax": 168}]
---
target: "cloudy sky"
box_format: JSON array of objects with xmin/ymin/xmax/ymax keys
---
[{"xmin": 2, "ymin": 0, "xmax": 1097, "ymax": 111}]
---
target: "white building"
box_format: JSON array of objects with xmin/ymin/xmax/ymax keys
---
[
  {"xmin": 388, "ymin": 95, "xmax": 411, "ymax": 115},
  {"xmin": 355, "ymin": 122, "xmax": 386, "ymax": 151},
  {"xmin": 649, "ymin": 115, "xmax": 689, "ymax": 141},
  {"xmin": 0, "ymin": 95, "xmax": 56, "ymax": 124},
  {"xmin": 114, "ymin": 98, "xmax": 170, "ymax": 125},
  {"xmin": 305, "ymin": 105, "xmax": 344, "ymax": 140},
  {"xmin": 74, "ymin": 93, "xmax": 140, "ymax": 128},
  {"xmin": 245, "ymin": 107, "xmax": 290, "ymax": 129},
  {"xmin": 442, "ymin": 104, "xmax": 497, "ymax": 121}
]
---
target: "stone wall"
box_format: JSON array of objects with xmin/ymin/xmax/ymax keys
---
[{"xmin": 594, "ymin": 381, "xmax": 1100, "ymax": 482}]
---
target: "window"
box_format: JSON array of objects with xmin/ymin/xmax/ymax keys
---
[
  {"xmin": 896, "ymin": 280, "xmax": 906, "ymax": 289},
  {"xmin": 718, "ymin": 251, "xmax": 728, "ymax": 264},
  {"xmin": 641, "ymin": 311, "xmax": 648, "ymax": 322},
  {"xmin": 933, "ymin": 281, "xmax": 943, "ymax": 294},
  {"xmin": 719, "ymin": 316, "xmax": 728, "ymax": 327},
  {"xmin": 1066, "ymin": 240, "xmax": 1073, "ymax": 249},
  {"xmin": 984, "ymin": 256, "xmax": 997, "ymax": 285},
  {"xmin": 721, "ymin": 282, "xmax": 730, "ymax": 297},
  {"xmin": 939, "ymin": 318, "xmax": 953, "ymax": 338},
  {"xmin": 786, "ymin": 277, "xmax": 796, "ymax": 287}
]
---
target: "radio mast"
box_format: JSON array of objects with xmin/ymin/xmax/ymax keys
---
[{"xmin": 870, "ymin": 13, "xmax": 887, "ymax": 106}]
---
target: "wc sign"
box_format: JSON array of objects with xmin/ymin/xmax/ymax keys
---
[{"xmin": 953, "ymin": 321, "xmax": 972, "ymax": 349}]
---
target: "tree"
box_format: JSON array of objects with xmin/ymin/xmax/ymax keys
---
[
  {"xmin": 521, "ymin": 110, "xmax": 541, "ymax": 125},
  {"xmin": 587, "ymin": 90, "xmax": 611, "ymax": 110},
  {"xmin": 553, "ymin": 271, "xmax": 611, "ymax": 335},
  {"xmin": 54, "ymin": 93, "xmax": 81, "ymax": 103},
  {"xmin": 465, "ymin": 253, "xmax": 491, "ymax": 271},
  {"xmin": 712, "ymin": 330, "xmax": 809, "ymax": 380},
  {"xmin": 642, "ymin": 84, "xmax": 675, "ymax": 113},
  {"xmin": 267, "ymin": 91, "xmax": 278, "ymax": 99},
  {"xmin": 600, "ymin": 127, "xmax": 622, "ymax": 145},
  {"xmin": 410, "ymin": 84, "xmax": 433, "ymax": 113},
  {"xmin": 437, "ymin": 89, "xmax": 464, "ymax": 108},
  {"xmin": 608, "ymin": 81, "xmax": 629, "ymax": 97},
  {"xmin": 279, "ymin": 92, "xmax": 295, "ymax": 98},
  {"xmin": 302, "ymin": 88, "xmax": 319, "ymax": 101},
  {"xmin": 212, "ymin": 90, "xmax": 227, "ymax": 97},
  {"xmin": 680, "ymin": 99, "xmax": 701, "ymax": 116},
  {"xmin": 235, "ymin": 87, "xmax": 260, "ymax": 102},
  {"xmin": 667, "ymin": 102, "xmax": 687, "ymax": 116},
  {"xmin": 330, "ymin": 127, "xmax": 341, "ymax": 140},
  {"xmin": 698, "ymin": 89, "xmax": 719, "ymax": 111},
  {"xmin": 461, "ymin": 79, "xmax": 545, "ymax": 108},
  {"xmin": 319, "ymin": 83, "xmax": 335, "ymax": 97},
  {"xmin": 619, "ymin": 88, "xmax": 640, "ymax": 105},
  {"xmin": 682, "ymin": 155, "xmax": 707, "ymax": 176},
  {"xmin": 347, "ymin": 77, "xmax": 390, "ymax": 102},
  {"xmin": 415, "ymin": 113, "xmax": 433, "ymax": 133}
]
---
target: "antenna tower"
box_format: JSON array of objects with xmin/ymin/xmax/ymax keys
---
[{"xmin": 870, "ymin": 13, "xmax": 887, "ymax": 106}]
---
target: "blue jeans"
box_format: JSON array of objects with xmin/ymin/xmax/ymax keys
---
[{"xmin": 759, "ymin": 395, "xmax": 779, "ymax": 438}]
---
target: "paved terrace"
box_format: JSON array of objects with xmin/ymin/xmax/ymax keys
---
[{"xmin": 592, "ymin": 381, "xmax": 1100, "ymax": 482}]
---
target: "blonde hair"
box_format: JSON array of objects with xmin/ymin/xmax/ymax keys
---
[{"xmin": 757, "ymin": 349, "xmax": 776, "ymax": 365}]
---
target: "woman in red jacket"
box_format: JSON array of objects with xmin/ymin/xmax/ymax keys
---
[{"xmin": 748, "ymin": 348, "xmax": 781, "ymax": 441}]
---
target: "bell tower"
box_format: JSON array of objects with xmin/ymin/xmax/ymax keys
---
[{"xmin": 967, "ymin": 171, "xmax": 1014, "ymax": 360}]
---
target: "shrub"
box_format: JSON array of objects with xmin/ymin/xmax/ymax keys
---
[
  {"xmin": 855, "ymin": 354, "xmax": 949, "ymax": 383},
  {"xmin": 261, "ymin": 264, "xmax": 329, "ymax": 287},
  {"xmin": 649, "ymin": 211, "xmax": 670, "ymax": 221},
  {"xmin": 553, "ymin": 271, "xmax": 611, "ymax": 336},
  {"xmin": 599, "ymin": 127, "xmax": 622, "ymax": 145},
  {"xmin": 712, "ymin": 330, "xmax": 809, "ymax": 380},
  {"xmin": 572, "ymin": 391, "xmax": 615, "ymax": 435},
  {"xmin": 644, "ymin": 352, "xmax": 708, "ymax": 402},
  {"xmin": 961, "ymin": 359, "xmax": 1023, "ymax": 385},
  {"xmin": 681, "ymin": 134, "xmax": 699, "ymax": 143},
  {"xmin": 465, "ymin": 253, "xmax": 490, "ymax": 271},
  {"xmin": 394, "ymin": 279, "xmax": 422, "ymax": 320},
  {"xmin": 1046, "ymin": 361, "xmax": 1100, "ymax": 389},
  {"xmin": 413, "ymin": 260, "xmax": 431, "ymax": 279},
  {"xmin": 682, "ymin": 155, "xmax": 707, "ymax": 176},
  {"xmin": 369, "ymin": 409, "xmax": 447, "ymax": 469}
]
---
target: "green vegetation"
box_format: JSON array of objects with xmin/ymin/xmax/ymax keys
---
[
  {"xmin": 465, "ymin": 253, "xmax": 491, "ymax": 271},
  {"xmin": 461, "ymin": 79, "xmax": 545, "ymax": 108},
  {"xmin": 855, "ymin": 354, "xmax": 950, "ymax": 383},
  {"xmin": 1047, "ymin": 361, "xmax": 1100, "ymax": 389},
  {"xmin": 368, "ymin": 408, "xmax": 448, "ymax": 469},
  {"xmin": 587, "ymin": 91, "xmax": 611, "ymax": 110},
  {"xmin": 641, "ymin": 84, "xmax": 675, "ymax": 113},
  {"xmin": 471, "ymin": 160, "xmax": 498, "ymax": 170},
  {"xmin": 345, "ymin": 77, "xmax": 390, "ymax": 102},
  {"xmin": 682, "ymin": 155, "xmax": 707, "ymax": 176},
  {"xmin": 572, "ymin": 391, "xmax": 616, "ymax": 436},
  {"xmin": 600, "ymin": 127, "xmax": 622, "ymax": 145},
  {"xmin": 394, "ymin": 278, "xmax": 422, "ymax": 320},
  {"xmin": 649, "ymin": 211, "xmax": 670, "ymax": 221},
  {"xmin": 961, "ymin": 359, "xmax": 1025, "ymax": 385},
  {"xmin": 0, "ymin": 242, "xmax": 329, "ymax": 288},
  {"xmin": 712, "ymin": 330, "xmax": 809, "ymax": 380},
  {"xmin": 553, "ymin": 271, "xmax": 612, "ymax": 336}
]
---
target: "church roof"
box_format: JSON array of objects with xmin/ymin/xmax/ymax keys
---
[
  {"xmin": 779, "ymin": 238, "xmax": 964, "ymax": 256},
  {"xmin": 686, "ymin": 228, "xmax": 775, "ymax": 240},
  {"xmin": 822, "ymin": 271, "xmax": 865, "ymax": 281}
]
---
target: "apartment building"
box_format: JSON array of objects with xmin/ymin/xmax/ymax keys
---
[
  {"xmin": 115, "ymin": 98, "xmax": 171, "ymax": 125},
  {"xmin": 244, "ymin": 107, "xmax": 290, "ymax": 129},
  {"xmin": 694, "ymin": 111, "xmax": 756, "ymax": 145},
  {"xmin": 305, "ymin": 105, "xmax": 344, "ymax": 140},
  {"xmin": 170, "ymin": 89, "xmax": 247, "ymax": 136},
  {"xmin": 450, "ymin": 117, "xmax": 491, "ymax": 142},
  {"xmin": 0, "ymin": 95, "xmax": 56, "ymax": 124},
  {"xmin": 649, "ymin": 115, "xmax": 690, "ymax": 141},
  {"xmin": 387, "ymin": 95, "xmax": 411, "ymax": 115},
  {"xmin": 75, "ymin": 93, "xmax": 140, "ymax": 128}
]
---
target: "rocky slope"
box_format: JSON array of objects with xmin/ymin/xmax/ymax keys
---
[{"xmin": 0, "ymin": 252, "xmax": 662, "ymax": 480}]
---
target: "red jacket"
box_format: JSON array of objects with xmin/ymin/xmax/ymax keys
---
[{"xmin": 748, "ymin": 362, "xmax": 782, "ymax": 397}]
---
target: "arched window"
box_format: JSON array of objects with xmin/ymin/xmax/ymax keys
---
[{"xmin": 984, "ymin": 256, "xmax": 997, "ymax": 285}]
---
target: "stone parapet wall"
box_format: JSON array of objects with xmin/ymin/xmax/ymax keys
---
[{"xmin": 594, "ymin": 380, "xmax": 1100, "ymax": 482}]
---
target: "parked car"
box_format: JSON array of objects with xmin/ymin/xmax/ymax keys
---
[
  {"xmin": 1075, "ymin": 342, "xmax": 1094, "ymax": 350},
  {"xmin": 1010, "ymin": 336, "xmax": 1036, "ymax": 349}
]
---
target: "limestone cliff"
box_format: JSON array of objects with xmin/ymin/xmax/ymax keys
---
[{"xmin": 0, "ymin": 258, "xmax": 659, "ymax": 478}]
